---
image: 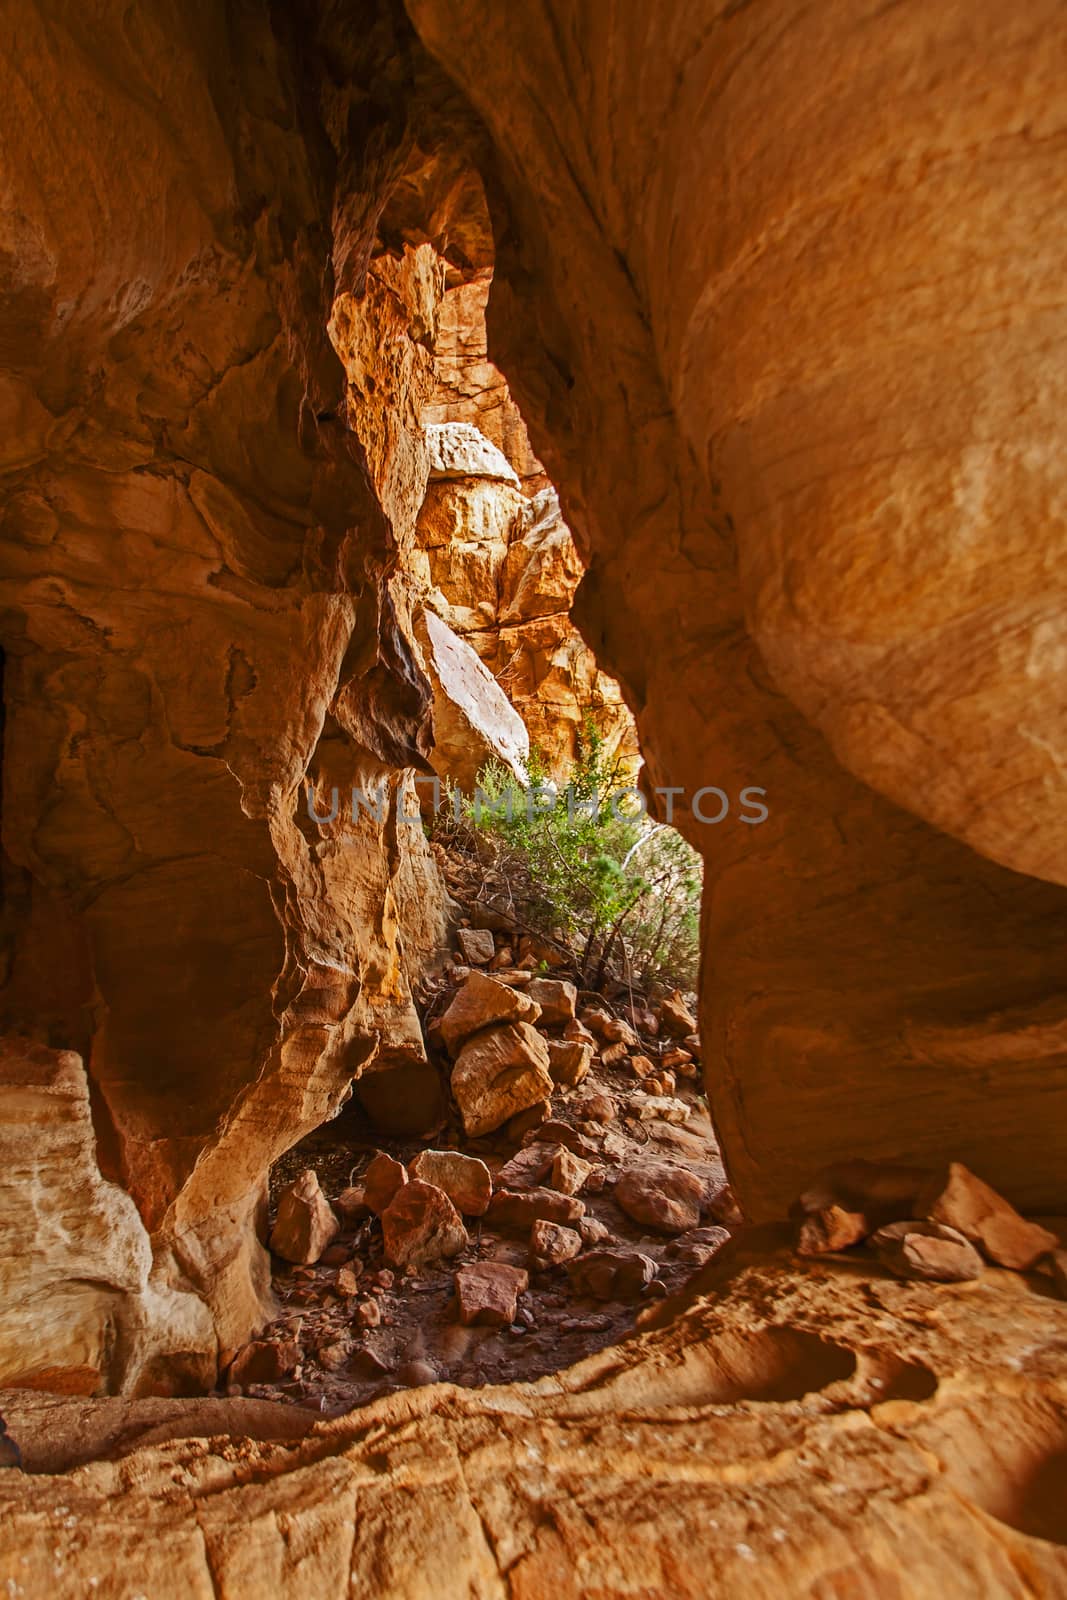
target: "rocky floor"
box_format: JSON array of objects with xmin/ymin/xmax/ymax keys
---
[{"xmin": 231, "ymin": 981, "xmax": 730, "ymax": 1417}]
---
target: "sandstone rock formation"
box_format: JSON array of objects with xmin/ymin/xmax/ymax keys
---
[
  {"xmin": 0, "ymin": 1039, "xmax": 212, "ymax": 1396},
  {"xmin": 0, "ymin": 2, "xmax": 1066, "ymax": 1592},
  {"xmin": 409, "ymin": 0, "xmax": 1067, "ymax": 1217}
]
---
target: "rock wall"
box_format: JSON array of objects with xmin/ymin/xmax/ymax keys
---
[
  {"xmin": 332, "ymin": 241, "xmax": 638, "ymax": 778},
  {"xmin": 407, "ymin": 0, "xmax": 1067, "ymax": 1218},
  {"xmin": 0, "ymin": 1, "xmax": 450, "ymax": 1390}
]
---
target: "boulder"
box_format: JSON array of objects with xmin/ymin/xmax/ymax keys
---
[
  {"xmin": 916, "ymin": 1162, "xmax": 1060, "ymax": 1270},
  {"xmin": 546, "ymin": 1038, "xmax": 592, "ymax": 1087},
  {"xmin": 454, "ymin": 1262, "xmax": 528, "ymax": 1327},
  {"xmin": 451, "ymin": 1022, "xmax": 553, "ymax": 1136},
  {"xmin": 362, "ymin": 1152, "xmax": 409, "ymax": 1215},
  {"xmin": 601, "ymin": 1016, "xmax": 638, "ymax": 1047},
  {"xmin": 614, "ymin": 1164, "xmax": 704, "ymax": 1234},
  {"xmin": 381, "ymin": 1181, "xmax": 468, "ymax": 1269},
  {"xmin": 529, "ymin": 1221, "xmax": 583, "ymax": 1269},
  {"xmin": 869, "ymin": 1220, "xmax": 984, "ymax": 1282},
  {"xmin": 629, "ymin": 1055, "xmax": 656, "ymax": 1079},
  {"xmin": 456, "ymin": 927, "xmax": 496, "ymax": 966},
  {"xmin": 550, "ymin": 1149, "xmax": 594, "ymax": 1196},
  {"xmin": 657, "ymin": 992, "xmax": 697, "ymax": 1039},
  {"xmin": 408, "ymin": 1150, "xmax": 493, "ymax": 1216},
  {"xmin": 228, "ymin": 1341, "xmax": 300, "ymax": 1386},
  {"xmin": 568, "ymin": 1250, "xmax": 658, "ymax": 1301},
  {"xmin": 270, "ymin": 1170, "xmax": 340, "ymax": 1265},
  {"xmin": 439, "ymin": 971, "xmax": 542, "ymax": 1057},
  {"xmin": 486, "ymin": 1187, "xmax": 585, "ymax": 1231},
  {"xmin": 525, "ymin": 977, "xmax": 577, "ymax": 1025},
  {"xmin": 417, "ymin": 607, "xmax": 529, "ymax": 793}
]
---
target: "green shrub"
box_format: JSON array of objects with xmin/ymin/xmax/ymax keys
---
[{"xmin": 429, "ymin": 721, "xmax": 702, "ymax": 995}]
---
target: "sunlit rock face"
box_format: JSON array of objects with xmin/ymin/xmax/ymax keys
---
[
  {"xmin": 331, "ymin": 244, "xmax": 638, "ymax": 778},
  {"xmin": 408, "ymin": 0, "xmax": 1067, "ymax": 1217}
]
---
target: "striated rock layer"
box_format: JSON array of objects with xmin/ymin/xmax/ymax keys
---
[
  {"xmin": 2, "ymin": 1237, "xmax": 1066, "ymax": 1595},
  {"xmin": 408, "ymin": 0, "xmax": 1067, "ymax": 1217}
]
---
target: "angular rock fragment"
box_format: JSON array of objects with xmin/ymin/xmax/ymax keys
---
[
  {"xmin": 505, "ymin": 1101, "xmax": 551, "ymax": 1141},
  {"xmin": 568, "ymin": 1250, "xmax": 657, "ymax": 1300},
  {"xmin": 602, "ymin": 1016, "xmax": 638, "ymax": 1047},
  {"xmin": 418, "ymin": 607, "xmax": 530, "ymax": 792},
  {"xmin": 916, "ymin": 1162, "xmax": 1059, "ymax": 1270},
  {"xmin": 796, "ymin": 1205, "xmax": 870, "ymax": 1255},
  {"xmin": 667, "ymin": 1226, "xmax": 731, "ymax": 1268},
  {"xmin": 335, "ymin": 1185, "xmax": 371, "ymax": 1226},
  {"xmin": 579, "ymin": 1216, "xmax": 613, "ymax": 1247},
  {"xmin": 408, "ymin": 1149, "xmax": 493, "ymax": 1216},
  {"xmin": 634, "ymin": 1094, "xmax": 690, "ymax": 1123},
  {"xmin": 335, "ymin": 1264, "xmax": 362, "ymax": 1298},
  {"xmin": 657, "ymin": 991, "xmax": 697, "ymax": 1038},
  {"xmin": 363, "ymin": 1151, "xmax": 409, "ymax": 1215},
  {"xmin": 496, "ymin": 1144, "xmax": 559, "ymax": 1191},
  {"xmin": 525, "ymin": 977, "xmax": 577, "ymax": 1025},
  {"xmin": 573, "ymin": 1090, "xmax": 616, "ymax": 1124},
  {"xmin": 870, "ymin": 1220, "xmax": 984, "ymax": 1282},
  {"xmin": 451, "ymin": 1022, "xmax": 553, "ymax": 1136},
  {"xmin": 614, "ymin": 1163, "xmax": 703, "ymax": 1234},
  {"xmin": 523, "ymin": 1121, "xmax": 600, "ymax": 1158},
  {"xmin": 529, "ymin": 1220, "xmax": 583, "ymax": 1269},
  {"xmin": 456, "ymin": 927, "xmax": 496, "ymax": 966},
  {"xmin": 601, "ymin": 1042, "xmax": 629, "ymax": 1067},
  {"xmin": 454, "ymin": 1262, "xmax": 528, "ymax": 1327},
  {"xmin": 438, "ymin": 971, "xmax": 542, "ymax": 1057},
  {"xmin": 629, "ymin": 1054, "xmax": 655, "ymax": 1079},
  {"xmin": 564, "ymin": 1019, "xmax": 598, "ymax": 1048},
  {"xmin": 381, "ymin": 1180, "xmax": 468, "ymax": 1269},
  {"xmin": 546, "ymin": 1038, "xmax": 592, "ymax": 1087},
  {"xmin": 228, "ymin": 1340, "xmax": 300, "ymax": 1386},
  {"xmin": 486, "ymin": 1187, "xmax": 585, "ymax": 1231},
  {"xmin": 270, "ymin": 1170, "xmax": 339, "ymax": 1265},
  {"xmin": 550, "ymin": 1149, "xmax": 594, "ymax": 1196}
]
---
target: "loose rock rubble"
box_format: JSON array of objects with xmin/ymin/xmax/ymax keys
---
[
  {"xmin": 235, "ymin": 913, "xmax": 728, "ymax": 1416},
  {"xmin": 792, "ymin": 1156, "xmax": 1066, "ymax": 1290}
]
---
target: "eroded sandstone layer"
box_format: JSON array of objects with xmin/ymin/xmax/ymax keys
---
[
  {"xmin": 0, "ymin": 1, "xmax": 454, "ymax": 1389},
  {"xmin": 0, "ymin": 3, "xmax": 1066, "ymax": 1590},
  {"xmin": 2, "ymin": 1239, "xmax": 1066, "ymax": 1595},
  {"xmin": 408, "ymin": 0, "xmax": 1067, "ymax": 1217}
]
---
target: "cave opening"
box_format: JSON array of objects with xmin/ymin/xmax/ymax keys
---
[{"xmin": 245, "ymin": 240, "xmax": 725, "ymax": 1416}]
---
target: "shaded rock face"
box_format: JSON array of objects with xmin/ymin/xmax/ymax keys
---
[
  {"xmin": 409, "ymin": 0, "xmax": 1067, "ymax": 1217},
  {"xmin": 0, "ymin": 2, "xmax": 453, "ymax": 1385},
  {"xmin": 0, "ymin": 1040, "xmax": 213, "ymax": 1396}
]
